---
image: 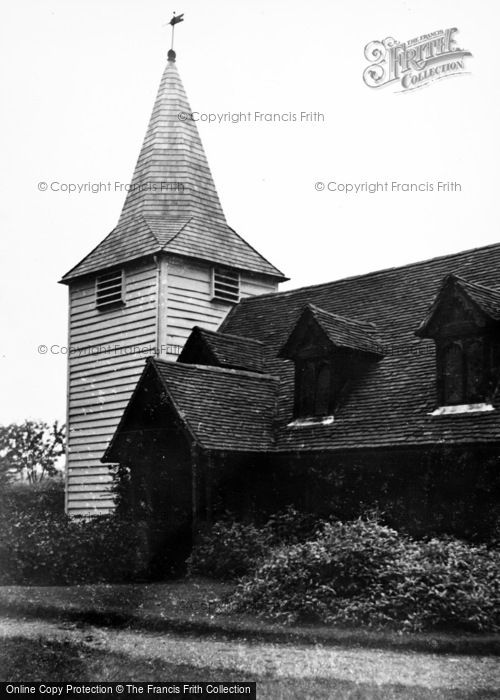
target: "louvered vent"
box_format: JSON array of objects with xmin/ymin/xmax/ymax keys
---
[
  {"xmin": 212, "ymin": 267, "xmax": 240, "ymax": 303},
  {"xmin": 96, "ymin": 269, "xmax": 124, "ymax": 310}
]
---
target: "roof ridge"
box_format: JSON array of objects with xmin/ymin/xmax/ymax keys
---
[
  {"xmin": 155, "ymin": 357, "xmax": 278, "ymax": 381},
  {"xmin": 164, "ymin": 219, "xmax": 286, "ymax": 279},
  {"xmin": 234, "ymin": 240, "xmax": 500, "ymax": 307},
  {"xmin": 141, "ymin": 215, "xmax": 162, "ymax": 246},
  {"xmin": 158, "ymin": 215, "xmax": 193, "ymax": 248},
  {"xmin": 306, "ymin": 303, "xmax": 378, "ymax": 330},
  {"xmin": 454, "ymin": 275, "xmax": 500, "ymax": 295},
  {"xmin": 193, "ymin": 325, "xmax": 265, "ymax": 345},
  {"xmin": 59, "ymin": 221, "xmax": 159, "ymax": 282}
]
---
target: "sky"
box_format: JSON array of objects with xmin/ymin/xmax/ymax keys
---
[{"xmin": 0, "ymin": 0, "xmax": 499, "ymax": 425}]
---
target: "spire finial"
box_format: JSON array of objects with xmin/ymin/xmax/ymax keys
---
[{"xmin": 168, "ymin": 11, "xmax": 184, "ymax": 60}]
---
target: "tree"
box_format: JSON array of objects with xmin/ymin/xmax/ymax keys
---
[{"xmin": 0, "ymin": 420, "xmax": 66, "ymax": 485}]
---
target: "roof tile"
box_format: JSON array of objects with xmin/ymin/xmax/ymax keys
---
[{"xmin": 153, "ymin": 360, "xmax": 277, "ymax": 451}]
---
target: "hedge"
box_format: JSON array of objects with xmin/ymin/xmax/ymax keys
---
[
  {"xmin": 222, "ymin": 516, "xmax": 500, "ymax": 632},
  {"xmin": 187, "ymin": 507, "xmax": 319, "ymax": 580},
  {"xmin": 0, "ymin": 480, "xmax": 143, "ymax": 585}
]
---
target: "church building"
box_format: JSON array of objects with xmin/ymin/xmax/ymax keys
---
[
  {"xmin": 61, "ymin": 38, "xmax": 499, "ymax": 559},
  {"xmin": 104, "ymin": 246, "xmax": 500, "ymax": 560}
]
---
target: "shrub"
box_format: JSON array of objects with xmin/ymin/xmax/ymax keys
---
[
  {"xmin": 0, "ymin": 477, "xmax": 65, "ymax": 517},
  {"xmin": 187, "ymin": 520, "xmax": 269, "ymax": 580},
  {"xmin": 379, "ymin": 538, "xmax": 500, "ymax": 632},
  {"xmin": 0, "ymin": 480, "xmax": 143, "ymax": 585},
  {"xmin": 0, "ymin": 510, "xmax": 143, "ymax": 585},
  {"xmin": 223, "ymin": 516, "xmax": 405, "ymax": 622},
  {"xmin": 264, "ymin": 507, "xmax": 321, "ymax": 547},
  {"xmin": 223, "ymin": 515, "xmax": 500, "ymax": 632},
  {"xmin": 187, "ymin": 507, "xmax": 321, "ymax": 580}
]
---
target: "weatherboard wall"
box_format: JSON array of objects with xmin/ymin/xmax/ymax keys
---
[
  {"xmin": 66, "ymin": 255, "xmax": 278, "ymax": 516},
  {"xmin": 163, "ymin": 256, "xmax": 278, "ymax": 351},
  {"xmin": 66, "ymin": 259, "xmax": 158, "ymax": 516}
]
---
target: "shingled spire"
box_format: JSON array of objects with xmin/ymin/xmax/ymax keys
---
[
  {"xmin": 116, "ymin": 49, "xmax": 226, "ymax": 228},
  {"xmin": 61, "ymin": 50, "xmax": 285, "ymax": 281}
]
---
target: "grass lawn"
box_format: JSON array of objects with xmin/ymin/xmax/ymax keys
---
[
  {"xmin": 1, "ymin": 637, "xmax": 496, "ymax": 700},
  {"xmin": 0, "ymin": 579, "xmax": 499, "ymax": 656}
]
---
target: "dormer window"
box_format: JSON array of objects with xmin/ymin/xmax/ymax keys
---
[
  {"xmin": 416, "ymin": 275, "xmax": 500, "ymax": 410},
  {"xmin": 439, "ymin": 338, "xmax": 485, "ymax": 405},
  {"xmin": 212, "ymin": 267, "xmax": 240, "ymax": 304},
  {"xmin": 296, "ymin": 358, "xmax": 333, "ymax": 417},
  {"xmin": 278, "ymin": 304, "xmax": 383, "ymax": 423},
  {"xmin": 96, "ymin": 269, "xmax": 124, "ymax": 311}
]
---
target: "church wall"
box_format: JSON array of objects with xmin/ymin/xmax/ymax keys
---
[
  {"xmin": 197, "ymin": 446, "xmax": 499, "ymax": 542},
  {"xmin": 162, "ymin": 255, "xmax": 278, "ymax": 352},
  {"xmin": 67, "ymin": 254, "xmax": 280, "ymax": 516},
  {"xmin": 66, "ymin": 259, "xmax": 158, "ymax": 516},
  {"xmin": 269, "ymin": 447, "xmax": 500, "ymax": 541}
]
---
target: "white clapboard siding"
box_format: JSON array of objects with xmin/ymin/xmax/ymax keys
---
[
  {"xmin": 240, "ymin": 277, "xmax": 277, "ymax": 298},
  {"xmin": 69, "ymin": 355, "xmax": 150, "ymax": 376},
  {"xmin": 66, "ymin": 260, "xmax": 158, "ymax": 515},
  {"xmin": 163, "ymin": 256, "xmax": 278, "ymax": 353},
  {"xmin": 66, "ymin": 254, "xmax": 278, "ymax": 516}
]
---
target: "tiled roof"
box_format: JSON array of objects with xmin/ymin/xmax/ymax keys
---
[
  {"xmin": 105, "ymin": 242, "xmax": 500, "ymax": 457},
  {"xmin": 212, "ymin": 242, "xmax": 500, "ymax": 452},
  {"xmin": 61, "ymin": 56, "xmax": 285, "ymax": 282},
  {"xmin": 179, "ymin": 326, "xmax": 265, "ymax": 373},
  {"xmin": 153, "ymin": 359, "xmax": 277, "ymax": 452},
  {"xmin": 279, "ymin": 304, "xmax": 384, "ymax": 358}
]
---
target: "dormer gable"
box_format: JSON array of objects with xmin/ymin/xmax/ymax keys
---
[
  {"xmin": 415, "ymin": 274, "xmax": 500, "ymax": 340},
  {"xmin": 178, "ymin": 326, "xmax": 265, "ymax": 373},
  {"xmin": 415, "ymin": 275, "xmax": 500, "ymax": 408},
  {"xmin": 278, "ymin": 304, "xmax": 383, "ymax": 420},
  {"xmin": 278, "ymin": 304, "xmax": 384, "ymax": 360}
]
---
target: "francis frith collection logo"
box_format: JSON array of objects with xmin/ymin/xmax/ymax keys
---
[{"xmin": 363, "ymin": 28, "xmax": 472, "ymax": 91}]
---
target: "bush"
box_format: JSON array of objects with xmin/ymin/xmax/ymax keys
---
[
  {"xmin": 0, "ymin": 480, "xmax": 143, "ymax": 585},
  {"xmin": 0, "ymin": 478, "xmax": 65, "ymax": 517},
  {"xmin": 375, "ymin": 537, "xmax": 500, "ymax": 632},
  {"xmin": 187, "ymin": 520, "xmax": 269, "ymax": 580},
  {"xmin": 187, "ymin": 507, "xmax": 321, "ymax": 580},
  {"xmin": 223, "ymin": 515, "xmax": 500, "ymax": 632},
  {"xmin": 264, "ymin": 507, "xmax": 321, "ymax": 547}
]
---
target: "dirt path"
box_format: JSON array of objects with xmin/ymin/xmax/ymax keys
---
[{"xmin": 1, "ymin": 617, "xmax": 499, "ymax": 692}]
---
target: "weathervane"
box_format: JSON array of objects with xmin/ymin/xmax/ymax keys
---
[{"xmin": 168, "ymin": 11, "xmax": 184, "ymax": 55}]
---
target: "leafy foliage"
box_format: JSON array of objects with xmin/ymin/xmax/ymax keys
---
[
  {"xmin": 0, "ymin": 476, "xmax": 65, "ymax": 515},
  {"xmin": 0, "ymin": 420, "xmax": 65, "ymax": 484},
  {"xmin": 187, "ymin": 520, "xmax": 268, "ymax": 580},
  {"xmin": 222, "ymin": 515, "xmax": 500, "ymax": 632},
  {"xmin": 109, "ymin": 462, "xmax": 133, "ymax": 516},
  {"xmin": 187, "ymin": 507, "xmax": 320, "ymax": 580},
  {"xmin": 0, "ymin": 480, "xmax": 142, "ymax": 585}
]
